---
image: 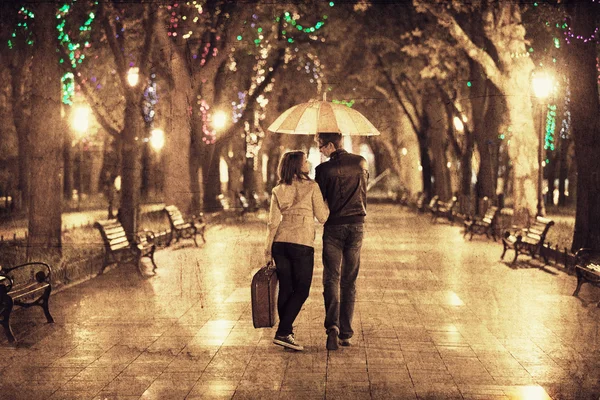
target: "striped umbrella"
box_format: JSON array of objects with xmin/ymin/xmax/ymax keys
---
[{"xmin": 267, "ymin": 100, "xmax": 380, "ymax": 136}]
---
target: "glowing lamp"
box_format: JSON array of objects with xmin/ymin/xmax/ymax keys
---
[{"xmin": 150, "ymin": 128, "xmax": 165, "ymax": 151}]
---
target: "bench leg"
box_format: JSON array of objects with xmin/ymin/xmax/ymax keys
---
[
  {"xmin": 512, "ymin": 248, "xmax": 519, "ymax": 264},
  {"xmin": 0, "ymin": 295, "xmax": 16, "ymax": 343},
  {"xmin": 500, "ymin": 242, "xmax": 508, "ymax": 260},
  {"xmin": 572, "ymin": 269, "xmax": 585, "ymax": 296},
  {"xmin": 192, "ymin": 229, "xmax": 199, "ymax": 248},
  {"xmin": 41, "ymin": 286, "xmax": 54, "ymax": 323},
  {"xmin": 200, "ymin": 226, "xmax": 206, "ymax": 244}
]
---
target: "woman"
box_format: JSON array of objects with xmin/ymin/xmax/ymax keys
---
[{"xmin": 265, "ymin": 151, "xmax": 329, "ymax": 351}]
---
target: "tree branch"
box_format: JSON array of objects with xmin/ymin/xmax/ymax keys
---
[{"xmin": 419, "ymin": 3, "xmax": 504, "ymax": 90}]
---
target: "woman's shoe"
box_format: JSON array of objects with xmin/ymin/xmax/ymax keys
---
[{"xmin": 273, "ymin": 334, "xmax": 304, "ymax": 351}]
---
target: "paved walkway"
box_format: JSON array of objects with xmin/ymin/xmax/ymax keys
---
[{"xmin": 1, "ymin": 204, "xmax": 599, "ymax": 399}]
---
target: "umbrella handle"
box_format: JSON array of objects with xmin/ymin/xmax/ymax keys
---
[{"xmin": 323, "ymin": 92, "xmax": 327, "ymax": 102}]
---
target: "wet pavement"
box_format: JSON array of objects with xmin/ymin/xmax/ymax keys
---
[{"xmin": 0, "ymin": 204, "xmax": 599, "ymax": 399}]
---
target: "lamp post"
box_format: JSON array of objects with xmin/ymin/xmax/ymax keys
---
[
  {"xmin": 531, "ymin": 71, "xmax": 555, "ymax": 217},
  {"xmin": 71, "ymin": 105, "xmax": 90, "ymax": 211}
]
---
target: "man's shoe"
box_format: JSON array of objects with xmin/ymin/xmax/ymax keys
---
[
  {"xmin": 326, "ymin": 330, "xmax": 339, "ymax": 351},
  {"xmin": 339, "ymin": 337, "xmax": 352, "ymax": 347},
  {"xmin": 273, "ymin": 334, "xmax": 304, "ymax": 351}
]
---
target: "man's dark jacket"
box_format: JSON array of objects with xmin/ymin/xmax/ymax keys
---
[{"xmin": 315, "ymin": 149, "xmax": 368, "ymax": 226}]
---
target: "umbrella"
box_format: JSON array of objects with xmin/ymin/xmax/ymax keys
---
[{"xmin": 267, "ymin": 100, "xmax": 380, "ymax": 136}]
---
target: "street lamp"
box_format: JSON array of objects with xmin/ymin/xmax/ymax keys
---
[
  {"xmin": 127, "ymin": 67, "xmax": 139, "ymax": 87},
  {"xmin": 71, "ymin": 105, "xmax": 90, "ymax": 211},
  {"xmin": 149, "ymin": 128, "xmax": 165, "ymax": 152},
  {"xmin": 532, "ymin": 71, "xmax": 555, "ymax": 217},
  {"xmin": 212, "ymin": 110, "xmax": 228, "ymax": 130}
]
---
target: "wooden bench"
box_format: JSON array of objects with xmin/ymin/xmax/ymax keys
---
[
  {"xmin": 501, "ymin": 216, "xmax": 554, "ymax": 264},
  {"xmin": 463, "ymin": 206, "xmax": 499, "ymax": 241},
  {"xmin": 415, "ymin": 192, "xmax": 427, "ymax": 213},
  {"xmin": 163, "ymin": 205, "xmax": 206, "ymax": 247},
  {"xmin": 237, "ymin": 191, "xmax": 259, "ymax": 217},
  {"xmin": 94, "ymin": 219, "xmax": 157, "ymax": 276},
  {"xmin": 572, "ymin": 248, "xmax": 600, "ymax": 307},
  {"xmin": 431, "ymin": 196, "xmax": 457, "ymax": 224},
  {"xmin": 425, "ymin": 195, "xmax": 440, "ymax": 215},
  {"xmin": 0, "ymin": 262, "xmax": 54, "ymax": 343}
]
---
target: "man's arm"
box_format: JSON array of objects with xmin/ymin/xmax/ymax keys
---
[{"xmin": 315, "ymin": 165, "xmax": 327, "ymax": 200}]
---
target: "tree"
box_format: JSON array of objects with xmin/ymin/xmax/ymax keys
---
[
  {"xmin": 417, "ymin": 1, "xmax": 540, "ymax": 224},
  {"xmin": 27, "ymin": 3, "xmax": 64, "ymax": 259},
  {"xmin": 566, "ymin": 1, "xmax": 600, "ymax": 252}
]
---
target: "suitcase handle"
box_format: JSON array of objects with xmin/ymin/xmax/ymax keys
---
[{"xmin": 265, "ymin": 260, "xmax": 276, "ymax": 273}]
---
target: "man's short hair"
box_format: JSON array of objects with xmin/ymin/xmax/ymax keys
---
[{"xmin": 317, "ymin": 132, "xmax": 343, "ymax": 149}]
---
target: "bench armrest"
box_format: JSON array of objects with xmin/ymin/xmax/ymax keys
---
[
  {"xmin": 2, "ymin": 262, "xmax": 53, "ymax": 287},
  {"xmin": 136, "ymin": 229, "xmax": 156, "ymax": 244},
  {"xmin": 575, "ymin": 248, "xmax": 594, "ymax": 264},
  {"xmin": 192, "ymin": 213, "xmax": 205, "ymax": 225}
]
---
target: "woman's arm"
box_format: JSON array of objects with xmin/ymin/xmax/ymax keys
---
[
  {"xmin": 265, "ymin": 191, "xmax": 282, "ymax": 260},
  {"xmin": 312, "ymin": 183, "xmax": 330, "ymax": 224}
]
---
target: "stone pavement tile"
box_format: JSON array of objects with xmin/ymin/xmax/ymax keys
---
[
  {"xmin": 237, "ymin": 378, "xmax": 281, "ymax": 391},
  {"xmin": 138, "ymin": 377, "xmax": 197, "ymax": 400},
  {"xmin": 189, "ymin": 378, "xmax": 238, "ymax": 393},
  {"xmin": 413, "ymin": 384, "xmax": 462, "ymax": 400},
  {"xmin": 0, "ymin": 387, "xmax": 55, "ymax": 400},
  {"xmin": 146, "ymin": 334, "xmax": 195, "ymax": 354},
  {"xmin": 400, "ymin": 342, "xmax": 437, "ymax": 353},
  {"xmin": 93, "ymin": 394, "xmax": 141, "ymax": 400},
  {"xmin": 281, "ymin": 372, "xmax": 325, "ymax": 391},
  {"xmin": 278, "ymin": 390, "xmax": 325, "ymax": 399},
  {"xmin": 501, "ymin": 385, "xmax": 553, "ymax": 399},
  {"xmin": 430, "ymin": 333, "xmax": 469, "ymax": 348},
  {"xmin": 186, "ymin": 391, "xmax": 235, "ymax": 400},
  {"xmin": 232, "ymin": 389, "xmax": 280, "ymax": 399},
  {"xmin": 368, "ymin": 368, "xmax": 413, "ymax": 386},
  {"xmin": 100, "ymin": 375, "xmax": 155, "ymax": 396},
  {"xmin": 437, "ymin": 344, "xmax": 477, "ymax": 358},
  {"xmin": 48, "ymin": 390, "xmax": 99, "ymax": 400},
  {"xmin": 408, "ymin": 370, "xmax": 455, "ymax": 386},
  {"xmin": 120, "ymin": 362, "xmax": 165, "ymax": 379},
  {"xmin": 59, "ymin": 378, "xmax": 110, "ymax": 392},
  {"xmin": 370, "ymin": 387, "xmax": 418, "ymax": 400}
]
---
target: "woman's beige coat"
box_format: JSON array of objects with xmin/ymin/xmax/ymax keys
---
[{"xmin": 265, "ymin": 179, "xmax": 329, "ymax": 254}]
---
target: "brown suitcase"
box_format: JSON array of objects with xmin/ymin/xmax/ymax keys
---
[{"xmin": 251, "ymin": 262, "xmax": 278, "ymax": 328}]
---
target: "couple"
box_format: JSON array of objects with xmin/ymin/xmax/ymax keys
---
[{"xmin": 264, "ymin": 132, "xmax": 368, "ymax": 351}]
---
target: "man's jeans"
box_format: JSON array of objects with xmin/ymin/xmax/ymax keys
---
[
  {"xmin": 272, "ymin": 242, "xmax": 314, "ymax": 337},
  {"xmin": 322, "ymin": 223, "xmax": 364, "ymax": 339}
]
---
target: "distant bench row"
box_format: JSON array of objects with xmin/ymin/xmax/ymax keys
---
[
  {"xmin": 404, "ymin": 192, "xmax": 600, "ymax": 307},
  {"xmin": 0, "ymin": 205, "xmax": 207, "ymax": 343}
]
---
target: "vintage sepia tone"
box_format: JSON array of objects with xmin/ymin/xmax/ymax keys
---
[{"xmin": 0, "ymin": 0, "xmax": 599, "ymax": 399}]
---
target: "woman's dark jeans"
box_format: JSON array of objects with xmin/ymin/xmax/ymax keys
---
[{"xmin": 272, "ymin": 242, "xmax": 314, "ymax": 337}]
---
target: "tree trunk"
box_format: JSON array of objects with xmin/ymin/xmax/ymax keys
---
[
  {"xmin": 27, "ymin": 3, "xmax": 63, "ymax": 259},
  {"xmin": 162, "ymin": 58, "xmax": 193, "ymax": 216},
  {"xmin": 568, "ymin": 2, "xmax": 600, "ymax": 252},
  {"xmin": 11, "ymin": 65, "xmax": 30, "ymax": 212},
  {"xmin": 119, "ymin": 99, "xmax": 143, "ymax": 239},
  {"xmin": 417, "ymin": 133, "xmax": 432, "ymax": 199},
  {"xmin": 504, "ymin": 80, "xmax": 538, "ymax": 225},
  {"xmin": 202, "ymin": 143, "xmax": 224, "ymax": 212},
  {"xmin": 557, "ymin": 136, "xmax": 569, "ymax": 207}
]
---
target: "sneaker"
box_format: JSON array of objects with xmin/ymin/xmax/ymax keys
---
[
  {"xmin": 326, "ymin": 330, "xmax": 339, "ymax": 351},
  {"xmin": 273, "ymin": 334, "xmax": 304, "ymax": 351},
  {"xmin": 339, "ymin": 337, "xmax": 352, "ymax": 347}
]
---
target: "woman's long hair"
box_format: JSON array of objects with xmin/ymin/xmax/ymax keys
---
[{"xmin": 278, "ymin": 151, "xmax": 309, "ymax": 185}]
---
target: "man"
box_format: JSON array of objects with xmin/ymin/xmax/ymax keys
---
[{"xmin": 315, "ymin": 132, "xmax": 368, "ymax": 350}]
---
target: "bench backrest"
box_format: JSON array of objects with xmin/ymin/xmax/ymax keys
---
[
  {"xmin": 416, "ymin": 193, "xmax": 426, "ymax": 208},
  {"xmin": 94, "ymin": 220, "xmax": 131, "ymax": 252},
  {"xmin": 482, "ymin": 206, "xmax": 499, "ymax": 225},
  {"xmin": 165, "ymin": 205, "xmax": 186, "ymax": 228},
  {"xmin": 526, "ymin": 216, "xmax": 554, "ymax": 242},
  {"xmin": 428, "ymin": 195, "xmax": 439, "ymax": 209}
]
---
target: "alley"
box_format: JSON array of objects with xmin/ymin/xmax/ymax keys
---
[{"xmin": 0, "ymin": 204, "xmax": 598, "ymax": 399}]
